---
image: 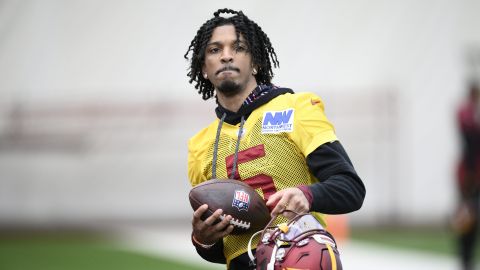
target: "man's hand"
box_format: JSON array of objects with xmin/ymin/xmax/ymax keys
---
[
  {"xmin": 266, "ymin": 187, "xmax": 309, "ymax": 219},
  {"xmin": 192, "ymin": 204, "xmax": 234, "ymax": 245}
]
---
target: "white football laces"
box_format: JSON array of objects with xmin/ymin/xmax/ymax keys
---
[{"xmin": 219, "ymin": 214, "xmax": 250, "ymax": 230}]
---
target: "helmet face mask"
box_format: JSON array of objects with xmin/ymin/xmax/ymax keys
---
[{"xmin": 249, "ymin": 212, "xmax": 343, "ymax": 270}]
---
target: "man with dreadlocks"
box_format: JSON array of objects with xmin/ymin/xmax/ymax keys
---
[{"xmin": 185, "ymin": 8, "xmax": 365, "ymax": 269}]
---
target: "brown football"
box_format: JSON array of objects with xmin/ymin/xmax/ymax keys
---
[{"xmin": 189, "ymin": 179, "xmax": 271, "ymax": 235}]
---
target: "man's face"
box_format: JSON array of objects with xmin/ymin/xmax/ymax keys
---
[{"xmin": 202, "ymin": 24, "xmax": 257, "ymax": 97}]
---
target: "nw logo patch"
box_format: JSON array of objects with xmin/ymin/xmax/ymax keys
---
[{"xmin": 261, "ymin": 109, "xmax": 294, "ymax": 134}]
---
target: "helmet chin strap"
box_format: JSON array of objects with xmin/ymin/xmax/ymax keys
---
[
  {"xmin": 266, "ymin": 244, "xmax": 279, "ymax": 270},
  {"xmin": 247, "ymin": 230, "xmax": 262, "ymax": 265}
]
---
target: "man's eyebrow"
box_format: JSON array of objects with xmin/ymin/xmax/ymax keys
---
[
  {"xmin": 206, "ymin": 39, "xmax": 246, "ymax": 47},
  {"xmin": 206, "ymin": 41, "xmax": 222, "ymax": 47}
]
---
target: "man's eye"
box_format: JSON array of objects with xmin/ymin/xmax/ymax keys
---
[
  {"xmin": 235, "ymin": 45, "xmax": 247, "ymax": 52},
  {"xmin": 208, "ymin": 47, "xmax": 220, "ymax": 54}
]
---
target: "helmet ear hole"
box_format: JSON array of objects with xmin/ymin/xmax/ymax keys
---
[{"xmin": 252, "ymin": 213, "xmax": 343, "ymax": 270}]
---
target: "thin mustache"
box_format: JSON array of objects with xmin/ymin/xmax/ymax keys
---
[{"xmin": 216, "ymin": 66, "xmax": 240, "ymax": 75}]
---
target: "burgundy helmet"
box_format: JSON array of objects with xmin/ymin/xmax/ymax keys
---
[{"xmin": 249, "ymin": 212, "xmax": 342, "ymax": 270}]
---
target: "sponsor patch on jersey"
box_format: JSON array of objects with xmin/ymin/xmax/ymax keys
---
[
  {"xmin": 261, "ymin": 109, "xmax": 294, "ymax": 134},
  {"xmin": 232, "ymin": 190, "xmax": 250, "ymax": 211}
]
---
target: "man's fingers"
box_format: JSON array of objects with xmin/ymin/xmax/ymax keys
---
[
  {"xmin": 204, "ymin": 208, "xmax": 223, "ymax": 226},
  {"xmin": 268, "ymin": 190, "xmax": 292, "ymax": 217},
  {"xmin": 270, "ymin": 198, "xmax": 289, "ymax": 217},
  {"xmin": 192, "ymin": 208, "xmax": 236, "ymax": 240},
  {"xmin": 221, "ymin": 224, "xmax": 234, "ymax": 237},
  {"xmin": 192, "ymin": 204, "xmax": 209, "ymax": 221},
  {"xmin": 265, "ymin": 191, "xmax": 282, "ymax": 207},
  {"xmin": 212, "ymin": 214, "xmax": 232, "ymax": 232},
  {"xmin": 191, "ymin": 207, "xmax": 237, "ymax": 244},
  {"xmin": 216, "ymin": 215, "xmax": 234, "ymax": 237},
  {"xmin": 218, "ymin": 214, "xmax": 232, "ymax": 227}
]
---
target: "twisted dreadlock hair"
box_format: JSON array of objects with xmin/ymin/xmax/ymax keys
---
[{"xmin": 184, "ymin": 8, "xmax": 279, "ymax": 100}]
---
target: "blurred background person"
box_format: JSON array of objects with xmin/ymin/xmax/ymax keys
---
[{"xmin": 454, "ymin": 81, "xmax": 480, "ymax": 270}]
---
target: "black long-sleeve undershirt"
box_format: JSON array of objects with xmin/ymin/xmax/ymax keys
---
[{"xmin": 307, "ymin": 140, "xmax": 365, "ymax": 214}]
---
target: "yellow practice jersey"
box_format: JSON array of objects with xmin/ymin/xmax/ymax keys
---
[{"xmin": 188, "ymin": 92, "xmax": 337, "ymax": 264}]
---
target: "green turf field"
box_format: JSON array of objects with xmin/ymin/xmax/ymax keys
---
[
  {"xmin": 350, "ymin": 226, "xmax": 480, "ymax": 259},
  {"xmin": 0, "ymin": 232, "xmax": 212, "ymax": 270},
  {"xmin": 1, "ymin": 227, "xmax": 479, "ymax": 270}
]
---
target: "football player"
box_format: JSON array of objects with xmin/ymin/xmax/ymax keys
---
[{"xmin": 184, "ymin": 8, "xmax": 365, "ymax": 270}]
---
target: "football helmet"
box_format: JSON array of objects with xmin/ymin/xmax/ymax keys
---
[{"xmin": 248, "ymin": 211, "xmax": 342, "ymax": 270}]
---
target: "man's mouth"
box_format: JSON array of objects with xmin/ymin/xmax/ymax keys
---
[{"xmin": 216, "ymin": 66, "xmax": 240, "ymax": 75}]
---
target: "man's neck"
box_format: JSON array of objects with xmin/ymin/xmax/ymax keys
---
[{"xmin": 217, "ymin": 84, "xmax": 258, "ymax": 113}]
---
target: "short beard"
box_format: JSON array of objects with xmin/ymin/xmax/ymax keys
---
[{"xmin": 216, "ymin": 80, "xmax": 241, "ymax": 97}]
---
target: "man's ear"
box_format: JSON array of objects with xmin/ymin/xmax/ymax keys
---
[
  {"xmin": 252, "ymin": 64, "xmax": 259, "ymax": 75},
  {"xmin": 202, "ymin": 65, "xmax": 207, "ymax": 79}
]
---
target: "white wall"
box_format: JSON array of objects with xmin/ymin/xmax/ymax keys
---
[{"xmin": 1, "ymin": 0, "xmax": 480, "ymax": 226}]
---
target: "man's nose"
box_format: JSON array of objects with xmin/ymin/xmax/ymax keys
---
[{"xmin": 220, "ymin": 48, "xmax": 234, "ymax": 63}]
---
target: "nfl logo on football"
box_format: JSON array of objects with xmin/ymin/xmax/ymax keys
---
[{"xmin": 232, "ymin": 190, "xmax": 250, "ymax": 211}]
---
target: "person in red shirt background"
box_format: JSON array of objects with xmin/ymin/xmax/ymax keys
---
[{"xmin": 455, "ymin": 81, "xmax": 480, "ymax": 270}]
